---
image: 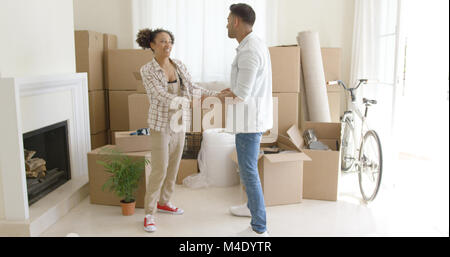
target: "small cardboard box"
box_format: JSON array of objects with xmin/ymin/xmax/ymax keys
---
[
  {"xmin": 287, "ymin": 122, "xmax": 341, "ymax": 201},
  {"xmin": 176, "ymin": 159, "xmax": 199, "ymax": 185},
  {"xmin": 74, "ymin": 30, "xmax": 104, "ymax": 91},
  {"xmin": 106, "ymin": 49, "xmax": 154, "ymax": 91},
  {"xmin": 128, "ymin": 94, "xmax": 150, "ymax": 131},
  {"xmin": 90, "ymin": 130, "xmax": 108, "ymax": 150},
  {"xmin": 114, "ymin": 131, "xmax": 151, "ymax": 153},
  {"xmin": 109, "ymin": 90, "xmax": 135, "ymax": 131},
  {"xmin": 230, "ymin": 130, "xmax": 311, "ymax": 206},
  {"xmin": 88, "ymin": 90, "xmax": 108, "ymax": 134},
  {"xmin": 87, "ymin": 145, "xmax": 151, "ymax": 208},
  {"xmin": 269, "ymin": 46, "xmax": 301, "ymax": 93}
]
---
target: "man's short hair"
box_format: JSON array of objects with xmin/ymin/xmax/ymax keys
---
[{"xmin": 229, "ymin": 3, "xmax": 256, "ymax": 26}]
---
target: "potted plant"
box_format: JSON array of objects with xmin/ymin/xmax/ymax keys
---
[{"xmin": 97, "ymin": 148, "xmax": 149, "ymax": 216}]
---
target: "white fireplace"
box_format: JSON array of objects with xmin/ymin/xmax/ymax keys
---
[{"xmin": 0, "ymin": 73, "xmax": 90, "ymax": 236}]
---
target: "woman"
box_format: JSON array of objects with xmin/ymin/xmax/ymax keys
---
[{"xmin": 136, "ymin": 28, "xmax": 217, "ymax": 232}]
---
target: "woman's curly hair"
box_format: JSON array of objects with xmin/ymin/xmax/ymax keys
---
[{"xmin": 136, "ymin": 28, "xmax": 175, "ymax": 52}]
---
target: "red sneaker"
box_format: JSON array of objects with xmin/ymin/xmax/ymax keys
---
[
  {"xmin": 144, "ymin": 214, "xmax": 156, "ymax": 232},
  {"xmin": 157, "ymin": 202, "xmax": 184, "ymax": 215}
]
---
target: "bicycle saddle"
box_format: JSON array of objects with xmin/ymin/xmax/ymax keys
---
[{"xmin": 363, "ymin": 98, "xmax": 377, "ymax": 105}]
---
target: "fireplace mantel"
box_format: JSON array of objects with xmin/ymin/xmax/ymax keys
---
[{"xmin": 0, "ymin": 73, "xmax": 90, "ymax": 233}]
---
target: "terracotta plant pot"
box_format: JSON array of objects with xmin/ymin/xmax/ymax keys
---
[{"xmin": 120, "ymin": 200, "xmax": 136, "ymax": 216}]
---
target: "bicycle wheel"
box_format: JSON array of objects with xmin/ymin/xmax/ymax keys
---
[
  {"xmin": 358, "ymin": 130, "xmax": 383, "ymax": 202},
  {"xmin": 340, "ymin": 116, "xmax": 356, "ymax": 171}
]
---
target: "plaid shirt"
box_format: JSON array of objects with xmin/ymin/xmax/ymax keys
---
[{"xmin": 140, "ymin": 58, "xmax": 217, "ymax": 132}]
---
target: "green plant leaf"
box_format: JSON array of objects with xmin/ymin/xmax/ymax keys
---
[{"xmin": 96, "ymin": 148, "xmax": 148, "ymax": 202}]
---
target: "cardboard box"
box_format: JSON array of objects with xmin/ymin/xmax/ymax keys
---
[
  {"xmin": 114, "ymin": 131, "xmax": 151, "ymax": 153},
  {"xmin": 230, "ymin": 130, "xmax": 311, "ymax": 206},
  {"xmin": 106, "ymin": 49, "xmax": 154, "ymax": 91},
  {"xmin": 326, "ymin": 84, "xmax": 344, "ymax": 122},
  {"xmin": 128, "ymin": 94, "xmax": 150, "ymax": 130},
  {"xmin": 103, "ymin": 33, "xmax": 118, "ymax": 90},
  {"xmin": 87, "ymin": 145, "xmax": 151, "ymax": 208},
  {"xmin": 321, "ymin": 48, "xmax": 342, "ymax": 82},
  {"xmin": 108, "ymin": 129, "xmax": 126, "ymax": 145},
  {"xmin": 109, "ymin": 91, "xmax": 135, "ymax": 131},
  {"xmin": 74, "ymin": 30, "xmax": 104, "ymax": 91},
  {"xmin": 103, "ymin": 34, "xmax": 118, "ymax": 50},
  {"xmin": 136, "ymin": 79, "xmax": 147, "ymax": 94},
  {"xmin": 272, "ymin": 92, "xmax": 300, "ymax": 136},
  {"xmin": 269, "ymin": 46, "xmax": 342, "ymax": 93},
  {"xmin": 88, "ymin": 90, "xmax": 108, "ymax": 134},
  {"xmin": 299, "ymin": 84, "xmax": 344, "ymax": 128},
  {"xmin": 176, "ymin": 159, "xmax": 199, "ymax": 185},
  {"xmin": 90, "ymin": 130, "xmax": 108, "ymax": 150},
  {"xmin": 287, "ymin": 122, "xmax": 341, "ymax": 201},
  {"xmin": 269, "ymin": 46, "xmax": 301, "ymax": 93}
]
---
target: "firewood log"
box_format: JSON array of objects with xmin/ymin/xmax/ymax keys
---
[
  {"xmin": 24, "ymin": 149, "xmax": 36, "ymax": 161},
  {"xmin": 25, "ymin": 158, "xmax": 46, "ymax": 171}
]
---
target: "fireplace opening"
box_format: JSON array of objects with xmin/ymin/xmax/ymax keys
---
[{"xmin": 23, "ymin": 121, "xmax": 71, "ymax": 206}]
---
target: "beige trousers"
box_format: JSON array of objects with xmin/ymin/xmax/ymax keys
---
[{"xmin": 144, "ymin": 129, "xmax": 185, "ymax": 215}]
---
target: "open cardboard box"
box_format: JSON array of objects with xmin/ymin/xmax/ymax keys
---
[
  {"xmin": 114, "ymin": 131, "xmax": 151, "ymax": 153},
  {"xmin": 230, "ymin": 129, "xmax": 311, "ymax": 206},
  {"xmin": 287, "ymin": 122, "xmax": 341, "ymax": 201}
]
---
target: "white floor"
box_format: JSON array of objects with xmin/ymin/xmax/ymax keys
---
[{"xmin": 40, "ymin": 157, "xmax": 448, "ymax": 237}]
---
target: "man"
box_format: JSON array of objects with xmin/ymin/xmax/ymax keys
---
[{"xmin": 219, "ymin": 3, "xmax": 273, "ymax": 237}]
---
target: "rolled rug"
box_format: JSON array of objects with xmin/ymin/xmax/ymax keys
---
[{"xmin": 297, "ymin": 31, "xmax": 331, "ymax": 122}]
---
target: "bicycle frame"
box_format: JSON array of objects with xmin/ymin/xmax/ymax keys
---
[
  {"xmin": 333, "ymin": 79, "xmax": 372, "ymax": 174},
  {"xmin": 344, "ymin": 99, "xmax": 370, "ymax": 174}
]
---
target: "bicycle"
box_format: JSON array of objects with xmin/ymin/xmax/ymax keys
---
[{"xmin": 327, "ymin": 79, "xmax": 383, "ymax": 202}]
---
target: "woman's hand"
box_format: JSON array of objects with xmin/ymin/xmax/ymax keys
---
[{"xmin": 217, "ymin": 88, "xmax": 232, "ymax": 102}]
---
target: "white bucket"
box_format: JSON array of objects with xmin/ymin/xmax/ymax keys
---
[{"xmin": 183, "ymin": 128, "xmax": 239, "ymax": 188}]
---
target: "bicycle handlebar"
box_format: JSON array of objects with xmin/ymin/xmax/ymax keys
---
[
  {"xmin": 326, "ymin": 79, "xmax": 368, "ymax": 91},
  {"xmin": 327, "ymin": 79, "xmax": 369, "ymax": 102}
]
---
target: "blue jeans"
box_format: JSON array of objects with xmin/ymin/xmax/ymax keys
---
[{"xmin": 235, "ymin": 132, "xmax": 266, "ymax": 233}]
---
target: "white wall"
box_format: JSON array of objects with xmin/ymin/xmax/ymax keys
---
[
  {"xmin": 72, "ymin": 0, "xmax": 355, "ymax": 83},
  {"xmin": 0, "ymin": 0, "xmax": 76, "ymax": 78},
  {"xmin": 0, "ymin": 0, "xmax": 76, "ymax": 220},
  {"xmin": 276, "ymin": 0, "xmax": 355, "ymax": 85},
  {"xmin": 73, "ymin": 0, "xmax": 134, "ymax": 49}
]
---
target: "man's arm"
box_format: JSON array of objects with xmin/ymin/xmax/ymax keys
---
[{"xmin": 231, "ymin": 50, "xmax": 259, "ymax": 102}]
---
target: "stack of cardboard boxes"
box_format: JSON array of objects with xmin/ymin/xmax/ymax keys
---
[
  {"xmin": 269, "ymin": 46, "xmax": 302, "ymax": 137},
  {"xmin": 269, "ymin": 45, "xmax": 345, "ymax": 134},
  {"xmin": 106, "ymin": 49, "xmax": 154, "ymax": 143},
  {"xmin": 300, "ymin": 47, "xmax": 343, "ymax": 201},
  {"xmin": 75, "ymin": 31, "xmax": 118, "ymax": 149}
]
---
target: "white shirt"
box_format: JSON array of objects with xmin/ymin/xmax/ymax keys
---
[{"xmin": 226, "ymin": 32, "xmax": 273, "ymax": 133}]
